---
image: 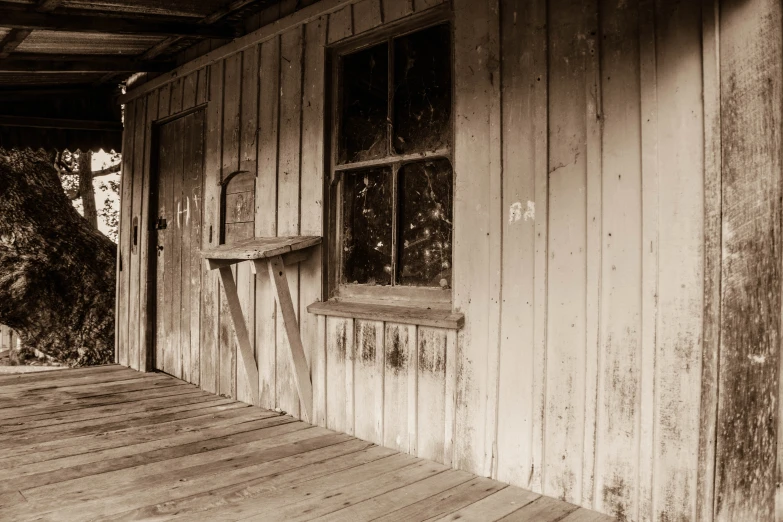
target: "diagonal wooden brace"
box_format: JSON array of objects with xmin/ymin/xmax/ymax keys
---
[
  {"xmin": 255, "ymin": 255, "xmax": 314, "ymax": 423},
  {"xmin": 217, "ymin": 265, "xmax": 260, "ymax": 406}
]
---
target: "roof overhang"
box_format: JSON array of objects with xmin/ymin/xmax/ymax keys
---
[{"xmin": 0, "ymin": 0, "xmax": 282, "ymax": 152}]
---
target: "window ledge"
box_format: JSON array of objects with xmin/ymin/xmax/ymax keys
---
[{"xmin": 307, "ymin": 300, "xmax": 464, "ymax": 330}]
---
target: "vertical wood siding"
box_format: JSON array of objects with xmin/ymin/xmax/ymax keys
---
[{"xmin": 115, "ymin": 0, "xmax": 783, "ymax": 520}]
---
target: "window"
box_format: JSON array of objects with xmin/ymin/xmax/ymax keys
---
[{"xmin": 328, "ymin": 21, "xmax": 453, "ymax": 307}]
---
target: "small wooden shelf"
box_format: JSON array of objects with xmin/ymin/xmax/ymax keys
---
[
  {"xmin": 201, "ymin": 236, "xmax": 321, "ymax": 263},
  {"xmin": 201, "ymin": 236, "xmax": 321, "ymax": 422},
  {"xmin": 308, "ymin": 300, "xmax": 464, "ymax": 330}
]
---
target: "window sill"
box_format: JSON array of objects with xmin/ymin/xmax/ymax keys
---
[{"xmin": 307, "ymin": 300, "xmax": 464, "ymax": 330}]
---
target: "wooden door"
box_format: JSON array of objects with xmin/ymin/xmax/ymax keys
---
[{"xmin": 153, "ymin": 109, "xmax": 205, "ymax": 379}]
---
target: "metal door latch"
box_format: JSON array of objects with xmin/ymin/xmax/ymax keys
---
[{"xmin": 156, "ymin": 217, "xmax": 167, "ymax": 230}]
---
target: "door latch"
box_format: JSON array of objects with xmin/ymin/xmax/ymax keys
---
[{"xmin": 155, "ymin": 217, "xmax": 167, "ymax": 230}]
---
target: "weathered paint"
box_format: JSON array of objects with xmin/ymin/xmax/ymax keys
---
[{"xmin": 115, "ymin": 0, "xmax": 783, "ymax": 520}]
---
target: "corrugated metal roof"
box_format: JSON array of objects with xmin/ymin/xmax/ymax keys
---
[
  {"xmin": 16, "ymin": 30, "xmax": 165, "ymax": 55},
  {"xmin": 0, "ymin": 0, "xmax": 290, "ymax": 151},
  {"xmin": 0, "ymin": 72, "xmax": 107, "ymax": 84},
  {"xmin": 60, "ymin": 0, "xmax": 237, "ymax": 19}
]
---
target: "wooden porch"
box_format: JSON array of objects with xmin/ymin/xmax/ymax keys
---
[{"xmin": 0, "ymin": 365, "xmax": 612, "ymax": 521}]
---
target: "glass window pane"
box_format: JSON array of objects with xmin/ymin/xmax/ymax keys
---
[
  {"xmin": 341, "ymin": 42, "xmax": 389, "ymax": 163},
  {"xmin": 393, "ymin": 24, "xmax": 451, "ymax": 154},
  {"xmin": 397, "ymin": 159, "xmax": 453, "ymax": 287},
  {"xmin": 343, "ymin": 167, "xmax": 394, "ymax": 285}
]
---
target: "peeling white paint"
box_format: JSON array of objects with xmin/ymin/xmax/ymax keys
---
[
  {"xmin": 509, "ymin": 202, "xmax": 523, "ymax": 223},
  {"xmin": 510, "ymin": 201, "xmax": 535, "ymax": 223},
  {"xmin": 524, "ymin": 201, "xmax": 535, "ymax": 221},
  {"xmin": 749, "ymin": 354, "xmax": 766, "ymax": 364}
]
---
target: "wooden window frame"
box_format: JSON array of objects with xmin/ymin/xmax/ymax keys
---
[{"xmin": 325, "ymin": 8, "xmax": 454, "ymax": 310}]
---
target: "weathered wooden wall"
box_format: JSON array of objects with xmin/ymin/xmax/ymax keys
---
[{"xmin": 116, "ymin": 0, "xmax": 783, "ymax": 520}]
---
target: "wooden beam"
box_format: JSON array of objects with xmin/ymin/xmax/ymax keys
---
[
  {"xmin": 216, "ymin": 266, "xmax": 260, "ymax": 406},
  {"xmin": 0, "ymin": 56, "xmax": 174, "ymax": 72},
  {"xmin": 0, "ymin": 9, "xmax": 239, "ymax": 38},
  {"xmin": 140, "ymin": 0, "xmax": 258, "ymax": 60},
  {"xmin": 36, "ymin": 0, "xmax": 63, "ymax": 12},
  {"xmin": 0, "ymin": 115, "xmax": 121, "ymax": 131},
  {"xmin": 0, "ymin": 29, "xmax": 32, "ymax": 60},
  {"xmin": 262, "ymin": 256, "xmax": 314, "ymax": 423}
]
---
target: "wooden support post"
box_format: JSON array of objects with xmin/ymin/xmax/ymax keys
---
[
  {"xmin": 217, "ymin": 265, "xmax": 260, "ymax": 405},
  {"xmin": 259, "ymin": 255, "xmax": 314, "ymax": 423}
]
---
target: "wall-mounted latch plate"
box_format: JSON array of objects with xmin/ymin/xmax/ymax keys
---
[{"xmin": 156, "ymin": 217, "xmax": 167, "ymax": 230}]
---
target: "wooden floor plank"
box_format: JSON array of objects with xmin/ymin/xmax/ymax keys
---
[
  {"xmin": 0, "ymin": 395, "xmax": 234, "ymax": 437},
  {"xmin": 312, "ymin": 469, "xmax": 476, "ymax": 522},
  {"xmin": 0, "ymin": 368, "xmax": 166, "ymax": 394},
  {"xmin": 371, "ymin": 477, "xmax": 507, "ymax": 522},
  {"xmin": 0, "ymin": 364, "xmax": 125, "ymax": 386},
  {"xmin": 0, "ymin": 383, "xmax": 206, "ymax": 420},
  {"xmin": 104, "ymin": 445, "xmax": 400, "ymax": 522},
  {"xmin": 0, "ymin": 414, "xmax": 296, "ymax": 483},
  {"xmin": 430, "ymin": 484, "xmax": 542, "ymax": 521},
  {"xmin": 0, "ymin": 372, "xmax": 161, "ymax": 399},
  {"xmin": 498, "ymin": 495, "xmax": 581, "ymax": 521},
  {"xmin": 0, "ymin": 409, "xmax": 282, "ymax": 469},
  {"xmin": 16, "ymin": 429, "xmax": 345, "ymax": 520},
  {"xmin": 0, "ymin": 418, "xmax": 304, "ymax": 498},
  {"xmin": 0, "ymin": 391, "xmax": 222, "ymax": 433},
  {"xmin": 0, "ymin": 400, "xmax": 250, "ymax": 459},
  {"xmin": 0, "ymin": 367, "xmax": 612, "ymax": 522},
  {"xmin": 559, "ymin": 508, "xmax": 617, "ymax": 522},
  {"xmin": 251, "ymin": 459, "xmax": 449, "ymax": 521}
]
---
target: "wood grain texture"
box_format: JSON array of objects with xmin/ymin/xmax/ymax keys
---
[
  {"xmin": 496, "ymin": 0, "xmax": 546, "ymax": 492},
  {"xmin": 716, "ymin": 0, "xmax": 782, "ymax": 520},
  {"xmin": 383, "ymin": 323, "xmax": 415, "ymax": 452},
  {"xmin": 698, "ymin": 1, "xmax": 721, "ymax": 521},
  {"xmin": 354, "ymin": 319, "xmax": 384, "ymax": 445},
  {"xmin": 543, "ymin": 0, "xmax": 589, "ymax": 502},
  {"xmin": 237, "ymin": 45, "xmax": 260, "ymax": 407},
  {"xmin": 116, "ymin": 100, "xmax": 136, "ymax": 368},
  {"xmin": 255, "ymin": 36, "xmax": 280, "ymax": 411},
  {"xmin": 327, "ymin": 4, "xmax": 353, "ymax": 43},
  {"xmin": 417, "ymin": 326, "xmax": 447, "ymax": 462},
  {"xmin": 651, "ymin": 1, "xmax": 704, "ymax": 520},
  {"xmin": 138, "ymin": 92, "xmax": 158, "ymax": 372},
  {"xmin": 325, "ymin": 317, "xmax": 353, "ymax": 434},
  {"xmin": 300, "ymin": 16, "xmax": 327, "ymax": 426},
  {"xmin": 594, "ymin": 1, "xmax": 643, "ymax": 519},
  {"xmin": 637, "ymin": 0, "xmax": 658, "ymax": 518},
  {"xmin": 128, "ymin": 98, "xmax": 147, "ymax": 372},
  {"xmin": 276, "ymin": 26, "xmax": 305, "ymax": 417},
  {"xmin": 199, "ymin": 60, "xmax": 224, "ymax": 395},
  {"xmin": 452, "ymin": 0, "xmax": 496, "ymax": 477},
  {"xmin": 265, "ymin": 256, "xmax": 314, "ymax": 422}
]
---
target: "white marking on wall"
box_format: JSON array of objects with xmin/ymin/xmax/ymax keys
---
[{"xmin": 509, "ymin": 201, "xmax": 535, "ymax": 224}]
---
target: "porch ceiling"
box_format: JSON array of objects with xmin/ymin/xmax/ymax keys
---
[{"xmin": 0, "ymin": 0, "xmax": 289, "ymax": 151}]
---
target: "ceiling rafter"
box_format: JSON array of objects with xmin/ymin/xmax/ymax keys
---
[
  {"xmin": 0, "ymin": 8, "xmax": 239, "ymax": 38},
  {"xmin": 0, "ymin": 1, "xmax": 63, "ymax": 59},
  {"xmin": 140, "ymin": 0, "xmax": 258, "ymax": 60},
  {"xmin": 0, "ymin": 55, "xmax": 175, "ymax": 72},
  {"xmin": 0, "ymin": 29, "xmax": 31, "ymax": 60}
]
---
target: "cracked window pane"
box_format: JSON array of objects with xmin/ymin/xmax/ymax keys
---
[
  {"xmin": 397, "ymin": 159, "xmax": 453, "ymax": 287},
  {"xmin": 342, "ymin": 167, "xmax": 393, "ymax": 285},
  {"xmin": 393, "ymin": 24, "xmax": 451, "ymax": 155},
  {"xmin": 340, "ymin": 42, "xmax": 389, "ymax": 163}
]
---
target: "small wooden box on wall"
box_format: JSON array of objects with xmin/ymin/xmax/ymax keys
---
[{"xmin": 219, "ymin": 170, "xmax": 255, "ymax": 245}]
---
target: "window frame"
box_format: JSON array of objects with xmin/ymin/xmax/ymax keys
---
[{"xmin": 325, "ymin": 10, "xmax": 455, "ymax": 309}]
